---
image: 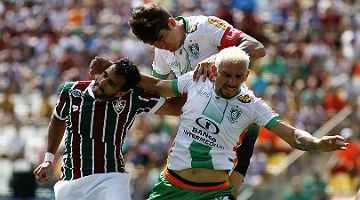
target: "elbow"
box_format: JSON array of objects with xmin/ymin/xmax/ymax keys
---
[
  {"xmin": 256, "ymin": 44, "xmax": 266, "ymax": 57},
  {"xmin": 259, "ymin": 47, "xmax": 266, "ymax": 57},
  {"xmin": 248, "ymin": 43, "xmax": 266, "ymax": 59}
]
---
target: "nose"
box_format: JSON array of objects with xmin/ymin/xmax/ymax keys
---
[{"xmin": 227, "ymin": 78, "xmax": 237, "ymax": 86}]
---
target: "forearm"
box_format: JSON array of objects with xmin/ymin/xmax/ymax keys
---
[
  {"xmin": 271, "ymin": 122, "xmax": 320, "ymax": 152},
  {"xmin": 272, "ymin": 122, "xmax": 347, "ymax": 152},
  {"xmin": 138, "ymin": 73, "xmax": 162, "ymax": 95},
  {"xmin": 229, "ymin": 171, "xmax": 244, "ymax": 199},
  {"xmin": 47, "ymin": 115, "xmax": 66, "ymax": 154},
  {"xmin": 138, "ymin": 73, "xmax": 176, "ymax": 97},
  {"xmin": 155, "ymin": 97, "xmax": 185, "ymax": 116}
]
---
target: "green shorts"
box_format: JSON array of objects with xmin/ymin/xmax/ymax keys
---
[{"xmin": 148, "ymin": 169, "xmax": 234, "ymax": 200}]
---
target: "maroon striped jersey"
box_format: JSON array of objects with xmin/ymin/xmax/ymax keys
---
[{"xmin": 53, "ymin": 81, "xmax": 164, "ymax": 180}]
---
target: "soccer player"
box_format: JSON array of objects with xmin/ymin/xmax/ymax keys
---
[
  {"xmin": 96, "ymin": 3, "xmax": 266, "ymax": 195},
  {"xmin": 33, "ymin": 58, "xmax": 182, "ymax": 200},
  {"xmin": 138, "ymin": 47, "xmax": 348, "ymax": 200}
]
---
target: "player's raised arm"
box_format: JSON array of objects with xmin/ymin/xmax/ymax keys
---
[{"xmin": 138, "ymin": 73, "xmax": 177, "ymax": 97}]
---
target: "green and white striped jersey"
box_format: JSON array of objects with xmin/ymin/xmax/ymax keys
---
[{"xmin": 168, "ymin": 72, "xmax": 281, "ymax": 171}]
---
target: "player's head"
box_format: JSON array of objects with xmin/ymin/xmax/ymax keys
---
[
  {"xmin": 214, "ymin": 47, "xmax": 250, "ymax": 99},
  {"xmin": 92, "ymin": 58, "xmax": 141, "ymax": 101},
  {"xmin": 129, "ymin": 3, "xmax": 182, "ymax": 52}
]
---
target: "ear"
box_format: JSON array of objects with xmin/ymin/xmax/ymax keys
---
[
  {"xmin": 115, "ymin": 90, "xmax": 128, "ymax": 97},
  {"xmin": 245, "ymin": 69, "xmax": 250, "ymax": 80},
  {"xmin": 168, "ymin": 17, "xmax": 176, "ymax": 28}
]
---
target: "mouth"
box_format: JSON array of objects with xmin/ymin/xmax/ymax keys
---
[{"xmin": 224, "ymin": 86, "xmax": 236, "ymax": 93}]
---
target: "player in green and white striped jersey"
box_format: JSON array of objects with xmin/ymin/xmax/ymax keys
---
[{"xmin": 139, "ymin": 47, "xmax": 348, "ymax": 200}]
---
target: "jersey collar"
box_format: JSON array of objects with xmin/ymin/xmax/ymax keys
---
[
  {"xmin": 175, "ymin": 16, "xmax": 188, "ymax": 49},
  {"xmin": 85, "ymin": 80, "xmax": 96, "ymax": 99}
]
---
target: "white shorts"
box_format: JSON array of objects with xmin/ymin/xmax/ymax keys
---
[{"xmin": 54, "ymin": 172, "xmax": 131, "ymax": 200}]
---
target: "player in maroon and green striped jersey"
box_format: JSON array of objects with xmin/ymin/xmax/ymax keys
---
[{"xmin": 33, "ymin": 58, "xmax": 182, "ymax": 200}]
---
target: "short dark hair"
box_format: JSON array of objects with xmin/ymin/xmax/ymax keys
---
[
  {"xmin": 128, "ymin": 3, "xmax": 172, "ymax": 43},
  {"xmin": 113, "ymin": 58, "xmax": 141, "ymax": 91}
]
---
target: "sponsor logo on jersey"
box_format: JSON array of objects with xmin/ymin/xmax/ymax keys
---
[
  {"xmin": 112, "ymin": 98, "xmax": 126, "ymax": 114},
  {"xmin": 208, "ymin": 16, "xmax": 229, "ymax": 30},
  {"xmin": 227, "ymin": 106, "xmax": 242, "ymax": 124},
  {"xmin": 196, "ymin": 90, "xmax": 211, "ymax": 98},
  {"xmin": 188, "ymin": 43, "xmax": 200, "ymax": 59},
  {"xmin": 72, "ymin": 105, "xmax": 79, "ymax": 112},
  {"xmin": 187, "ymin": 24, "xmax": 198, "ymax": 33},
  {"xmin": 238, "ymin": 94, "xmax": 251, "ymax": 103},
  {"xmin": 195, "ymin": 117, "xmax": 219, "ymax": 134},
  {"xmin": 71, "ymin": 89, "xmax": 83, "ymax": 98},
  {"xmin": 169, "ymin": 61, "xmax": 180, "ymax": 70}
]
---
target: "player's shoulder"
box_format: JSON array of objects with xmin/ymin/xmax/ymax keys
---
[
  {"xmin": 62, "ymin": 81, "xmax": 91, "ymax": 92},
  {"xmin": 186, "ymin": 15, "xmax": 208, "ymax": 24},
  {"xmin": 207, "ymin": 16, "xmax": 231, "ymax": 30},
  {"xmin": 184, "ymin": 15, "xmax": 210, "ymax": 33}
]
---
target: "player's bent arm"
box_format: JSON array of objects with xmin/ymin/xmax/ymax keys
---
[
  {"xmin": 236, "ymin": 33, "xmax": 266, "ymax": 59},
  {"xmin": 34, "ymin": 115, "xmax": 66, "ymax": 184},
  {"xmin": 138, "ymin": 73, "xmax": 177, "ymax": 97},
  {"xmin": 47, "ymin": 114, "xmax": 66, "ymax": 154},
  {"xmin": 155, "ymin": 97, "xmax": 185, "ymax": 116}
]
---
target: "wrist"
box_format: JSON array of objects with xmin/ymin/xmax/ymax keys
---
[
  {"xmin": 313, "ymin": 138, "xmax": 321, "ymax": 151},
  {"xmin": 44, "ymin": 152, "xmax": 55, "ymax": 163}
]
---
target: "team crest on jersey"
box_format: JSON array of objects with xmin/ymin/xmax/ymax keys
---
[
  {"xmin": 112, "ymin": 98, "xmax": 126, "ymax": 114},
  {"xmin": 70, "ymin": 89, "xmax": 83, "ymax": 98},
  {"xmin": 208, "ymin": 17, "xmax": 229, "ymax": 30},
  {"xmin": 238, "ymin": 94, "xmax": 251, "ymax": 103},
  {"xmin": 188, "ymin": 43, "xmax": 200, "ymax": 59},
  {"xmin": 227, "ymin": 106, "xmax": 242, "ymax": 124},
  {"xmin": 187, "ymin": 24, "xmax": 198, "ymax": 33}
]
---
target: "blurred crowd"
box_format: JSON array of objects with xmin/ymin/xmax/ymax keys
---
[{"xmin": 0, "ymin": 0, "xmax": 359, "ymax": 199}]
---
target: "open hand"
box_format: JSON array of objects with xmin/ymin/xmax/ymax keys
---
[
  {"xmin": 317, "ymin": 135, "xmax": 349, "ymax": 152},
  {"xmin": 193, "ymin": 55, "xmax": 217, "ymax": 82}
]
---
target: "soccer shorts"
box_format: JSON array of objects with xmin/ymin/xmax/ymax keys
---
[
  {"xmin": 148, "ymin": 168, "xmax": 235, "ymax": 200},
  {"xmin": 54, "ymin": 172, "xmax": 131, "ymax": 200}
]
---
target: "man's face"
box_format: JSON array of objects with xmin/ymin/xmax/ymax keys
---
[
  {"xmin": 215, "ymin": 61, "xmax": 249, "ymax": 99},
  {"xmin": 92, "ymin": 64, "xmax": 126, "ymax": 101},
  {"xmin": 149, "ymin": 19, "xmax": 182, "ymax": 52}
]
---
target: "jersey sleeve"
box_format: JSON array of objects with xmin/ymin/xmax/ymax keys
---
[
  {"xmin": 134, "ymin": 88, "xmax": 166, "ymax": 114},
  {"xmin": 250, "ymin": 97, "xmax": 281, "ymax": 128},
  {"xmin": 171, "ymin": 71, "xmax": 194, "ymax": 97},
  {"xmin": 205, "ymin": 16, "xmax": 243, "ymax": 50},
  {"xmin": 53, "ymin": 82, "xmax": 73, "ymax": 120},
  {"xmin": 152, "ymin": 48, "xmax": 172, "ymax": 79}
]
